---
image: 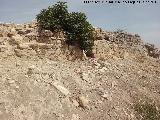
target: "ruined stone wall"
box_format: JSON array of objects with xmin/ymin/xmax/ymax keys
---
[
  {"xmin": 94, "ymin": 27, "xmax": 144, "ymax": 47},
  {"xmin": 0, "ymin": 22, "xmax": 84, "ymax": 60},
  {"xmin": 93, "ymin": 27, "xmax": 159, "ymax": 59},
  {"xmin": 0, "ymin": 22, "xmax": 159, "ymax": 60}
]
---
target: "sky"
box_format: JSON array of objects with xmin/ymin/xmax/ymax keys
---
[{"xmin": 0, "ymin": 0, "xmax": 160, "ymax": 47}]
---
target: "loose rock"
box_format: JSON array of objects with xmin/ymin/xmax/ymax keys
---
[
  {"xmin": 78, "ymin": 96, "xmax": 89, "ymax": 108},
  {"xmin": 53, "ymin": 81, "xmax": 70, "ymax": 96}
]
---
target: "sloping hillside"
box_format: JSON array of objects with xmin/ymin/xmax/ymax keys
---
[{"xmin": 0, "ymin": 22, "xmax": 160, "ymax": 120}]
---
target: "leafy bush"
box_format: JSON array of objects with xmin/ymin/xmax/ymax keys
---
[
  {"xmin": 37, "ymin": 2, "xmax": 68, "ymax": 32},
  {"xmin": 36, "ymin": 1, "xmax": 94, "ymax": 57}
]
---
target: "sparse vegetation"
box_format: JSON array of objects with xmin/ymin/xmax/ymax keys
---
[
  {"xmin": 36, "ymin": 1, "xmax": 94, "ymax": 57},
  {"xmin": 115, "ymin": 28, "xmax": 127, "ymax": 33},
  {"xmin": 134, "ymin": 99, "xmax": 160, "ymax": 120}
]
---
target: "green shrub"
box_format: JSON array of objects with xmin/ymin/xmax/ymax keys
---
[
  {"xmin": 36, "ymin": 2, "xmax": 68, "ymax": 32},
  {"xmin": 36, "ymin": 1, "xmax": 94, "ymax": 57}
]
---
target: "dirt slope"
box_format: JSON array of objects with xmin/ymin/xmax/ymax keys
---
[{"xmin": 0, "ymin": 22, "xmax": 160, "ymax": 120}]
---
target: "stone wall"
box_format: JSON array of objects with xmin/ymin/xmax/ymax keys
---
[
  {"xmin": 0, "ymin": 22, "xmax": 84, "ymax": 60},
  {"xmin": 93, "ymin": 27, "xmax": 159, "ymax": 59},
  {"xmin": 94, "ymin": 27, "xmax": 144, "ymax": 47},
  {"xmin": 93, "ymin": 27, "xmax": 142, "ymax": 59},
  {"xmin": 0, "ymin": 22, "xmax": 159, "ymax": 60}
]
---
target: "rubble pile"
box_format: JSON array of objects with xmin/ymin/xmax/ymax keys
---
[
  {"xmin": 94, "ymin": 27, "xmax": 159, "ymax": 59},
  {"xmin": 0, "ymin": 22, "xmax": 160, "ymax": 120}
]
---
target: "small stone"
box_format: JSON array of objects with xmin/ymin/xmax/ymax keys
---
[
  {"xmin": 28, "ymin": 65, "xmax": 35, "ymax": 70},
  {"xmin": 41, "ymin": 30, "xmax": 53, "ymax": 36},
  {"xmin": 94, "ymin": 62, "xmax": 101, "ymax": 67},
  {"xmin": 82, "ymin": 73, "xmax": 89, "ymax": 82},
  {"xmin": 0, "ymin": 45, "xmax": 7, "ymax": 52},
  {"xmin": 99, "ymin": 67, "xmax": 107, "ymax": 73},
  {"xmin": 0, "ymin": 111, "xmax": 2, "ymax": 115},
  {"xmin": 53, "ymin": 81, "xmax": 70, "ymax": 96},
  {"xmin": 101, "ymin": 92, "xmax": 112, "ymax": 101},
  {"xmin": 11, "ymin": 28, "xmax": 16, "ymax": 33},
  {"xmin": 95, "ymin": 66, "xmax": 99, "ymax": 69},
  {"xmin": 72, "ymin": 99, "xmax": 79, "ymax": 107},
  {"xmin": 78, "ymin": 96, "xmax": 89, "ymax": 108},
  {"xmin": 7, "ymin": 33, "xmax": 14, "ymax": 37},
  {"xmin": 18, "ymin": 43, "xmax": 29, "ymax": 50},
  {"xmin": 102, "ymin": 94, "xmax": 108, "ymax": 99},
  {"xmin": 115, "ymin": 76, "xmax": 121, "ymax": 79},
  {"xmin": 14, "ymin": 49, "xmax": 23, "ymax": 57},
  {"xmin": 16, "ymin": 62, "xmax": 21, "ymax": 66},
  {"xmin": 112, "ymin": 56, "xmax": 119, "ymax": 60},
  {"xmin": 18, "ymin": 29, "xmax": 32, "ymax": 35},
  {"xmin": 27, "ymin": 65, "xmax": 35, "ymax": 76},
  {"xmin": 12, "ymin": 35, "xmax": 23, "ymax": 41},
  {"xmin": 57, "ymin": 40, "xmax": 61, "ymax": 44},
  {"xmin": 0, "ymin": 33, "xmax": 3, "ymax": 37},
  {"xmin": 10, "ymin": 83, "xmax": 16, "ymax": 87},
  {"xmin": 15, "ymin": 86, "xmax": 19, "ymax": 89},
  {"xmin": 27, "ymin": 70, "xmax": 33, "ymax": 76},
  {"xmin": 71, "ymin": 114, "xmax": 80, "ymax": 120},
  {"xmin": 123, "ymin": 52, "xmax": 129, "ymax": 59},
  {"xmin": 104, "ymin": 61, "xmax": 111, "ymax": 66},
  {"xmin": 112, "ymin": 81, "xmax": 118, "ymax": 87},
  {"xmin": 8, "ymin": 80, "xmax": 15, "ymax": 84},
  {"xmin": 99, "ymin": 69, "xmax": 105, "ymax": 73}
]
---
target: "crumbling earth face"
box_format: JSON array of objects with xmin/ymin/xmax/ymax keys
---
[
  {"xmin": 0, "ymin": 22, "xmax": 160, "ymax": 120},
  {"xmin": 0, "ymin": 55, "xmax": 160, "ymax": 120}
]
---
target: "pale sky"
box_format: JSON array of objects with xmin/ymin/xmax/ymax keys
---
[{"xmin": 0, "ymin": 0, "xmax": 160, "ymax": 47}]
